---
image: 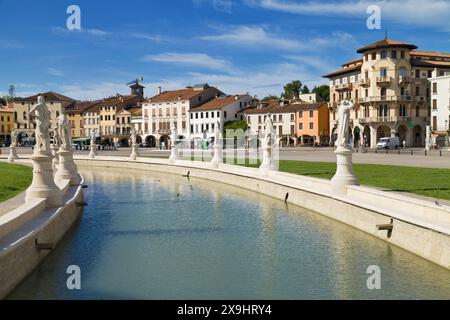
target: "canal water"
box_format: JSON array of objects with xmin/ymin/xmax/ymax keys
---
[{"xmin": 9, "ymin": 167, "xmax": 450, "ymax": 299}]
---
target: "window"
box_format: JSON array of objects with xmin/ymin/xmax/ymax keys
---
[
  {"xmin": 433, "ymin": 82, "xmax": 437, "ymax": 94},
  {"xmin": 299, "ymin": 111, "xmax": 303, "ymax": 118},
  {"xmin": 247, "ymin": 116, "xmax": 251, "ymax": 123},
  {"xmin": 290, "ymin": 114, "xmax": 294, "ymax": 121},
  {"xmin": 299, "ymin": 123, "xmax": 303, "ymax": 130},
  {"xmin": 433, "ymin": 116, "xmax": 437, "ymax": 130},
  {"xmin": 381, "ymin": 87, "xmax": 386, "ymax": 96},
  {"xmin": 399, "ymin": 105, "xmax": 406, "ymax": 116},
  {"xmin": 224, "ymin": 111, "xmax": 227, "ymax": 118},
  {"xmin": 309, "ymin": 110, "xmax": 314, "ymax": 118},
  {"xmin": 279, "ymin": 114, "xmax": 283, "ymax": 121},
  {"xmin": 433, "ymin": 99, "xmax": 437, "ymax": 109},
  {"xmin": 401, "ymin": 87, "xmax": 405, "ymax": 96},
  {"xmin": 371, "ymin": 52, "xmax": 376, "ymax": 60},
  {"xmin": 380, "ymin": 68, "xmax": 387, "ymax": 77},
  {"xmin": 401, "ymin": 51, "xmax": 405, "ymax": 59},
  {"xmin": 391, "ymin": 50, "xmax": 397, "ymax": 59},
  {"xmin": 290, "ymin": 125, "xmax": 295, "ymax": 135},
  {"xmin": 201, "ymin": 112, "xmax": 204, "ymax": 119},
  {"xmin": 190, "ymin": 113, "xmax": 193, "ymax": 119},
  {"xmin": 399, "ymin": 67, "xmax": 406, "ymax": 77},
  {"xmin": 195, "ymin": 113, "xmax": 199, "ymax": 119},
  {"xmin": 217, "ymin": 111, "xmax": 220, "ymax": 118},
  {"xmin": 415, "ymin": 70, "xmax": 420, "ymax": 78},
  {"xmin": 365, "ymin": 71, "xmax": 369, "ymax": 79},
  {"xmin": 416, "ymin": 86, "xmax": 420, "ymax": 96},
  {"xmin": 428, "ymin": 70, "xmax": 432, "ymax": 78},
  {"xmin": 258, "ymin": 116, "xmax": 261, "ymax": 124},
  {"xmin": 309, "ymin": 122, "xmax": 314, "ymax": 129},
  {"xmin": 416, "ymin": 106, "xmax": 420, "ymax": 117},
  {"xmin": 381, "ymin": 51, "xmax": 387, "ymax": 59}
]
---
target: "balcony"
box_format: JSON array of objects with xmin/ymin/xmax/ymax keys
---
[
  {"xmin": 357, "ymin": 78, "xmax": 371, "ymax": 87},
  {"xmin": 359, "ymin": 95, "xmax": 412, "ymax": 104},
  {"xmin": 358, "ymin": 116, "xmax": 411, "ymax": 124},
  {"xmin": 398, "ymin": 75, "xmax": 412, "ymax": 85},
  {"xmin": 334, "ymin": 82, "xmax": 353, "ymax": 92},
  {"xmin": 376, "ymin": 76, "xmax": 392, "ymax": 86}
]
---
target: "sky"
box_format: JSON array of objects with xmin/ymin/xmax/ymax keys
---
[{"xmin": 1, "ymin": 0, "xmax": 450, "ymax": 100}]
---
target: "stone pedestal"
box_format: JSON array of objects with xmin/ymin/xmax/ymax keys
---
[
  {"xmin": 331, "ymin": 146, "xmax": 359, "ymax": 195},
  {"xmin": 169, "ymin": 144, "xmax": 178, "ymax": 164},
  {"xmin": 129, "ymin": 144, "xmax": 140, "ymax": 161},
  {"xmin": 211, "ymin": 143, "xmax": 223, "ymax": 168},
  {"xmin": 259, "ymin": 144, "xmax": 274, "ymax": 174},
  {"xmin": 89, "ymin": 144, "xmax": 97, "ymax": 159},
  {"xmin": 55, "ymin": 148, "xmax": 81, "ymax": 186},
  {"xmin": 51, "ymin": 145, "xmax": 59, "ymax": 172},
  {"xmin": 25, "ymin": 152, "xmax": 62, "ymax": 208},
  {"xmin": 7, "ymin": 146, "xmax": 19, "ymax": 162}
]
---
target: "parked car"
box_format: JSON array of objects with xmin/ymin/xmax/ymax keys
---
[{"xmin": 376, "ymin": 137, "xmax": 399, "ymax": 149}]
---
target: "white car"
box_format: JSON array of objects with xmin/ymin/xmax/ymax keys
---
[{"xmin": 377, "ymin": 137, "xmax": 400, "ymax": 149}]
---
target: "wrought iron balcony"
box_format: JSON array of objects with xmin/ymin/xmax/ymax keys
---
[
  {"xmin": 376, "ymin": 76, "xmax": 392, "ymax": 86},
  {"xmin": 334, "ymin": 83, "xmax": 353, "ymax": 92},
  {"xmin": 357, "ymin": 78, "xmax": 371, "ymax": 87}
]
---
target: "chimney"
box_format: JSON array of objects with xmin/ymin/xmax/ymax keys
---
[{"xmin": 157, "ymin": 86, "xmax": 162, "ymax": 94}]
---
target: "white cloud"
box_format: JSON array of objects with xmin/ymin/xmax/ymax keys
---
[
  {"xmin": 200, "ymin": 25, "xmax": 358, "ymax": 51},
  {"xmin": 60, "ymin": 82, "xmax": 133, "ymax": 100},
  {"xmin": 47, "ymin": 68, "xmax": 64, "ymax": 77},
  {"xmin": 193, "ymin": 0, "xmax": 234, "ymax": 13},
  {"xmin": 128, "ymin": 32, "xmax": 165, "ymax": 42},
  {"xmin": 246, "ymin": 0, "xmax": 450, "ymax": 31},
  {"xmin": 52, "ymin": 26, "xmax": 111, "ymax": 37},
  {"xmin": 142, "ymin": 52, "xmax": 231, "ymax": 70}
]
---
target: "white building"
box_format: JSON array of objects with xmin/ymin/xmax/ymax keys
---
[
  {"xmin": 189, "ymin": 94, "xmax": 256, "ymax": 141},
  {"xmin": 141, "ymin": 84, "xmax": 222, "ymax": 148},
  {"xmin": 430, "ymin": 68, "xmax": 450, "ymax": 147}
]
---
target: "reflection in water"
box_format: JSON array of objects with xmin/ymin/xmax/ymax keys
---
[{"xmin": 9, "ymin": 166, "xmax": 450, "ymax": 299}]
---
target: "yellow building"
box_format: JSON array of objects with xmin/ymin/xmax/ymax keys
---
[
  {"xmin": 324, "ymin": 38, "xmax": 450, "ymax": 148},
  {"xmin": 65, "ymin": 101, "xmax": 99, "ymax": 139},
  {"xmin": 13, "ymin": 91, "xmax": 75, "ymax": 142},
  {"xmin": 0, "ymin": 105, "xmax": 14, "ymax": 145}
]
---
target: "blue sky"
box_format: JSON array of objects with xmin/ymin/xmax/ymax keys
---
[{"xmin": 1, "ymin": 0, "xmax": 450, "ymax": 100}]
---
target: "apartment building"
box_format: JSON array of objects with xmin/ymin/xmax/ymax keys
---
[
  {"xmin": 66, "ymin": 101, "xmax": 98, "ymax": 139},
  {"xmin": 324, "ymin": 38, "xmax": 450, "ymax": 148},
  {"xmin": 141, "ymin": 84, "xmax": 222, "ymax": 148},
  {"xmin": 189, "ymin": 94, "xmax": 256, "ymax": 141},
  {"xmin": 13, "ymin": 92, "xmax": 75, "ymax": 137},
  {"xmin": 296, "ymin": 102, "xmax": 329, "ymax": 145},
  {"xmin": 429, "ymin": 69, "xmax": 450, "ymax": 147},
  {"xmin": 245, "ymin": 99, "xmax": 298, "ymax": 147},
  {"xmin": 0, "ymin": 104, "xmax": 14, "ymax": 145}
]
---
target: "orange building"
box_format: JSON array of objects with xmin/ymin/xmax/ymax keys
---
[{"xmin": 296, "ymin": 102, "xmax": 329, "ymax": 145}]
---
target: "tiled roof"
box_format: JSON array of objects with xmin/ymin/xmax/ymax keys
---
[
  {"xmin": 65, "ymin": 101, "xmax": 99, "ymax": 114},
  {"xmin": 128, "ymin": 107, "xmax": 142, "ymax": 116},
  {"xmin": 411, "ymin": 59, "xmax": 450, "ymax": 68},
  {"xmin": 356, "ymin": 38, "xmax": 417, "ymax": 53},
  {"xmin": 245, "ymin": 102, "xmax": 325, "ymax": 114},
  {"xmin": 86, "ymin": 95, "xmax": 141, "ymax": 112},
  {"xmin": 20, "ymin": 91, "xmax": 75, "ymax": 102},
  {"xmin": 342, "ymin": 57, "xmax": 363, "ymax": 67},
  {"xmin": 147, "ymin": 86, "xmax": 219, "ymax": 103},
  {"xmin": 190, "ymin": 95, "xmax": 246, "ymax": 111},
  {"xmin": 410, "ymin": 51, "xmax": 450, "ymax": 59},
  {"xmin": 322, "ymin": 64, "xmax": 362, "ymax": 78}
]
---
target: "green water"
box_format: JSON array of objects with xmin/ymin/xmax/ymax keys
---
[{"xmin": 9, "ymin": 167, "xmax": 450, "ymax": 299}]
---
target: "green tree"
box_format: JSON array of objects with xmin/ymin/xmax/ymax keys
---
[
  {"xmin": 282, "ymin": 80, "xmax": 301, "ymax": 99},
  {"xmin": 261, "ymin": 95, "xmax": 278, "ymax": 101},
  {"xmin": 312, "ymin": 85, "xmax": 330, "ymax": 102},
  {"xmin": 301, "ymin": 85, "xmax": 310, "ymax": 94},
  {"xmin": 224, "ymin": 120, "xmax": 248, "ymax": 133}
]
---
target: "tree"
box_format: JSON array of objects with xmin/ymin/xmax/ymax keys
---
[
  {"xmin": 301, "ymin": 85, "xmax": 310, "ymax": 94},
  {"xmin": 282, "ymin": 80, "xmax": 301, "ymax": 99},
  {"xmin": 312, "ymin": 85, "xmax": 330, "ymax": 102},
  {"xmin": 261, "ymin": 95, "xmax": 278, "ymax": 101}
]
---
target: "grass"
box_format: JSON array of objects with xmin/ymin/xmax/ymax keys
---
[
  {"xmin": 184, "ymin": 156, "xmax": 450, "ymax": 201},
  {"xmin": 0, "ymin": 163, "xmax": 32, "ymax": 202}
]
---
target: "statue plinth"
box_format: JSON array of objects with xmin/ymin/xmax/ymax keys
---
[
  {"xmin": 55, "ymin": 148, "xmax": 81, "ymax": 186},
  {"xmin": 8, "ymin": 146, "xmax": 19, "ymax": 162},
  {"xmin": 211, "ymin": 143, "xmax": 222, "ymax": 168},
  {"xmin": 331, "ymin": 146, "xmax": 359, "ymax": 195},
  {"xmin": 26, "ymin": 152, "xmax": 62, "ymax": 208},
  {"xmin": 169, "ymin": 144, "xmax": 178, "ymax": 164},
  {"xmin": 129, "ymin": 144, "xmax": 140, "ymax": 161},
  {"xmin": 89, "ymin": 144, "xmax": 97, "ymax": 159},
  {"xmin": 259, "ymin": 142, "xmax": 275, "ymax": 174}
]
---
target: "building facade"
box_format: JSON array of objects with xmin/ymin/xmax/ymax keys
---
[
  {"xmin": 429, "ymin": 69, "xmax": 450, "ymax": 147},
  {"xmin": 12, "ymin": 91, "xmax": 75, "ymax": 141},
  {"xmin": 324, "ymin": 38, "xmax": 450, "ymax": 148},
  {"xmin": 296, "ymin": 102, "xmax": 329, "ymax": 145},
  {"xmin": 0, "ymin": 105, "xmax": 14, "ymax": 145},
  {"xmin": 141, "ymin": 84, "xmax": 222, "ymax": 148},
  {"xmin": 189, "ymin": 94, "xmax": 256, "ymax": 141},
  {"xmin": 66, "ymin": 101, "xmax": 98, "ymax": 139}
]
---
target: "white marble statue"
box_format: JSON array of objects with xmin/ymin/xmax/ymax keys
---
[
  {"xmin": 90, "ymin": 129, "xmax": 97, "ymax": 145},
  {"xmin": 214, "ymin": 122, "xmax": 221, "ymax": 145},
  {"xmin": 171, "ymin": 128, "xmax": 177, "ymax": 147},
  {"xmin": 264, "ymin": 114, "xmax": 274, "ymax": 147},
  {"xmin": 52, "ymin": 123, "xmax": 60, "ymax": 147},
  {"xmin": 57, "ymin": 111, "xmax": 72, "ymax": 150},
  {"xmin": 11, "ymin": 130, "xmax": 18, "ymax": 147},
  {"xmin": 130, "ymin": 128, "xmax": 137, "ymax": 146},
  {"xmin": 29, "ymin": 96, "xmax": 51, "ymax": 153},
  {"xmin": 335, "ymin": 100, "xmax": 354, "ymax": 148}
]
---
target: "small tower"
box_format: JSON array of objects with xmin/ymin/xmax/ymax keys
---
[{"xmin": 127, "ymin": 77, "xmax": 145, "ymax": 97}]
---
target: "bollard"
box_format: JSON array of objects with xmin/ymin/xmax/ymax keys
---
[{"xmin": 440, "ymin": 150, "xmax": 442, "ymax": 157}]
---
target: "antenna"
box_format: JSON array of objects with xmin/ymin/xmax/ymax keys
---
[
  {"xmin": 126, "ymin": 77, "xmax": 144, "ymax": 86},
  {"xmin": 384, "ymin": 29, "xmax": 388, "ymax": 39},
  {"xmin": 8, "ymin": 84, "xmax": 16, "ymax": 99}
]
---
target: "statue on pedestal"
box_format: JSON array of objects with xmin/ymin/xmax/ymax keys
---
[
  {"xmin": 29, "ymin": 96, "xmax": 51, "ymax": 154},
  {"xmin": 130, "ymin": 128, "xmax": 137, "ymax": 146},
  {"xmin": 11, "ymin": 130, "xmax": 18, "ymax": 147},
  {"xmin": 90, "ymin": 129, "xmax": 97, "ymax": 146},
  {"xmin": 335, "ymin": 100, "xmax": 353, "ymax": 149},
  {"xmin": 264, "ymin": 114, "xmax": 274, "ymax": 147},
  {"xmin": 57, "ymin": 111, "xmax": 72, "ymax": 150}
]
